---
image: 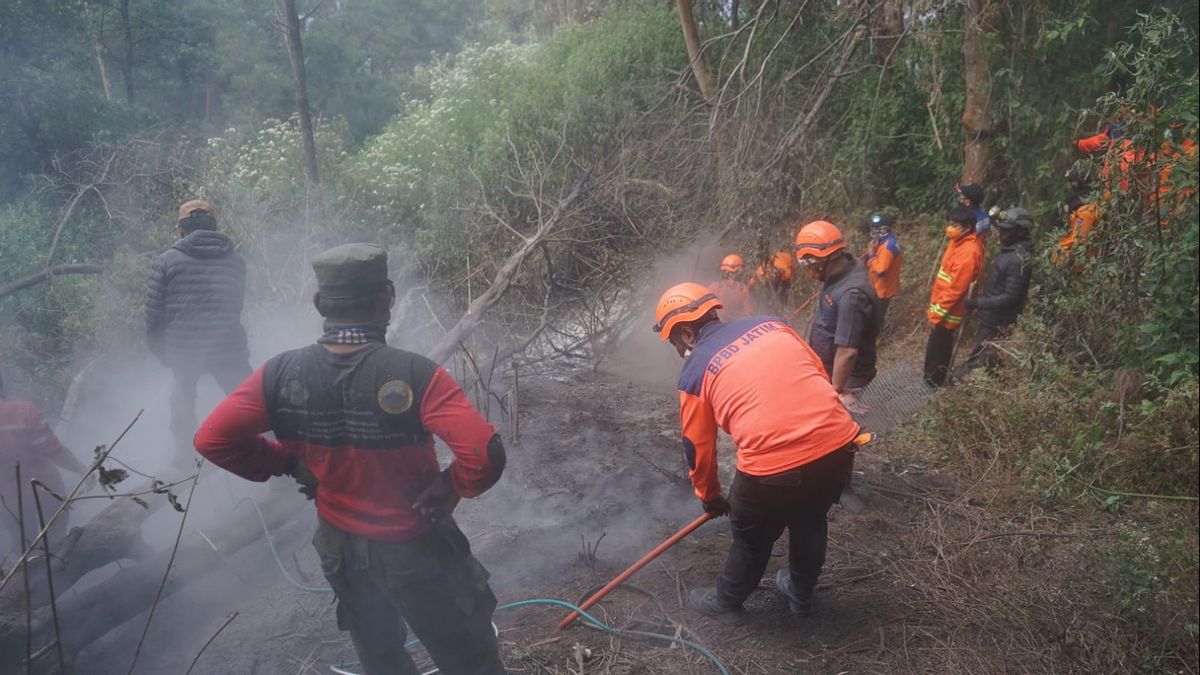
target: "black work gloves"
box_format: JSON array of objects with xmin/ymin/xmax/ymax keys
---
[
  {"xmin": 283, "ymin": 454, "xmax": 318, "ymax": 500},
  {"xmin": 413, "ymin": 469, "xmax": 461, "ymax": 524},
  {"xmin": 965, "ymin": 298, "xmax": 978, "ymax": 310},
  {"xmin": 702, "ymin": 495, "xmax": 731, "ymax": 518}
]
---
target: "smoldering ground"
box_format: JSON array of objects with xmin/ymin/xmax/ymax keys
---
[{"xmin": 2, "ymin": 213, "xmax": 764, "ymax": 673}]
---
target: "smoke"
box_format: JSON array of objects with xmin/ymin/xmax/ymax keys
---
[
  {"xmin": 6, "ymin": 193, "xmax": 760, "ymax": 671},
  {"xmin": 600, "ymin": 232, "xmax": 727, "ymax": 391}
]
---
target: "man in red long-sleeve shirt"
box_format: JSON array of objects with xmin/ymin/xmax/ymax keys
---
[
  {"xmin": 194, "ymin": 243, "xmax": 507, "ymax": 675},
  {"xmin": 0, "ymin": 371, "xmax": 88, "ymax": 557}
]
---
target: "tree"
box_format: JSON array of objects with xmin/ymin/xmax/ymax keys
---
[
  {"xmin": 275, "ymin": 0, "xmax": 320, "ymax": 185},
  {"xmin": 84, "ymin": 1, "xmax": 115, "ymax": 101},
  {"xmin": 674, "ymin": 0, "xmax": 717, "ymax": 104},
  {"xmin": 961, "ymin": 0, "xmax": 1001, "ymax": 185},
  {"xmin": 120, "ymin": 0, "xmax": 136, "ymax": 102}
]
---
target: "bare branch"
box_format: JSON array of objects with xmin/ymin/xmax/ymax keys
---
[
  {"xmin": 426, "ymin": 169, "xmax": 592, "ymax": 365},
  {"xmin": 0, "ymin": 264, "xmax": 104, "ymax": 301}
]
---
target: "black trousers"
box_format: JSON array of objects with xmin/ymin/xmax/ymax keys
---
[
  {"xmin": 877, "ymin": 297, "xmax": 891, "ymax": 331},
  {"xmin": 923, "ymin": 324, "xmax": 958, "ymax": 387},
  {"xmin": 963, "ymin": 323, "xmax": 1006, "ymax": 374},
  {"xmin": 169, "ymin": 360, "xmax": 251, "ymax": 455},
  {"xmin": 313, "ymin": 517, "xmax": 506, "ymax": 675},
  {"xmin": 715, "ymin": 446, "xmax": 852, "ymax": 606}
]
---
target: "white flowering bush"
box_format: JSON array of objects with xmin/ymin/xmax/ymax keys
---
[
  {"xmin": 344, "ymin": 4, "xmax": 684, "ymax": 242},
  {"xmin": 203, "ymin": 117, "xmax": 349, "ymax": 204}
]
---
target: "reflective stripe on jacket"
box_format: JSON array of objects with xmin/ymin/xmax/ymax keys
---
[{"xmin": 927, "ymin": 233, "xmax": 984, "ymax": 328}]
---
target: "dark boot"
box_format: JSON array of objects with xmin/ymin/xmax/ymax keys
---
[
  {"xmin": 774, "ymin": 569, "xmax": 815, "ymax": 616},
  {"xmin": 688, "ymin": 588, "xmax": 746, "ymax": 622}
]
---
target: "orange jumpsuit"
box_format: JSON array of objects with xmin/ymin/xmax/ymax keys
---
[
  {"xmin": 1054, "ymin": 202, "xmax": 1101, "ymax": 267},
  {"xmin": 927, "ymin": 233, "xmax": 984, "ymax": 329},
  {"xmin": 865, "ymin": 234, "xmax": 902, "ymax": 300},
  {"xmin": 676, "ymin": 316, "xmax": 860, "ymax": 502},
  {"xmin": 1156, "ymin": 137, "xmax": 1198, "ymax": 226},
  {"xmin": 1076, "ymin": 129, "xmax": 1140, "ymax": 195},
  {"xmin": 706, "ymin": 279, "xmax": 754, "ymax": 318}
]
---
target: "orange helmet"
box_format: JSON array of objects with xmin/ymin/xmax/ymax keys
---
[
  {"xmin": 793, "ymin": 221, "xmax": 846, "ymax": 261},
  {"xmin": 719, "ymin": 254, "xmax": 744, "ymax": 274},
  {"xmin": 652, "ymin": 282, "xmax": 723, "ymax": 340}
]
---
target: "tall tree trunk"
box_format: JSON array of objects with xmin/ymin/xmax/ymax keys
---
[
  {"xmin": 205, "ymin": 71, "xmax": 216, "ymax": 121},
  {"xmin": 730, "ymin": 0, "xmax": 740, "ymax": 30},
  {"xmin": 869, "ymin": 0, "xmax": 905, "ymax": 63},
  {"xmin": 961, "ymin": 0, "xmax": 1001, "ymax": 186},
  {"xmin": 119, "ymin": 0, "xmax": 134, "ymax": 103},
  {"xmin": 84, "ymin": 2, "xmax": 114, "ymax": 101},
  {"xmin": 674, "ymin": 0, "xmax": 718, "ymax": 104},
  {"xmin": 277, "ymin": 0, "xmax": 320, "ymax": 185}
]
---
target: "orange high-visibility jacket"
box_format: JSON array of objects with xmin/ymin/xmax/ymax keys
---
[
  {"xmin": 927, "ymin": 233, "xmax": 984, "ymax": 329},
  {"xmin": 706, "ymin": 279, "xmax": 755, "ymax": 318},
  {"xmin": 676, "ymin": 317, "xmax": 860, "ymax": 502},
  {"xmin": 1055, "ymin": 202, "xmax": 1101, "ymax": 263},
  {"xmin": 1157, "ymin": 137, "xmax": 1198, "ymax": 225},
  {"xmin": 865, "ymin": 234, "xmax": 902, "ymax": 299},
  {"xmin": 1076, "ymin": 131, "xmax": 1140, "ymax": 194}
]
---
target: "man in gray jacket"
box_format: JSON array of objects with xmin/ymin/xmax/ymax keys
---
[{"xmin": 145, "ymin": 200, "xmax": 251, "ymax": 456}]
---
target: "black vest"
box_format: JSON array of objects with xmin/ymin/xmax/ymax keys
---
[{"xmin": 262, "ymin": 343, "xmax": 438, "ymax": 450}]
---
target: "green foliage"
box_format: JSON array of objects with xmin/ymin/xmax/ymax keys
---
[
  {"xmin": 346, "ymin": 4, "xmax": 686, "ymax": 260},
  {"xmin": 1034, "ymin": 9, "xmax": 1199, "ymax": 382},
  {"xmin": 1105, "ymin": 519, "xmax": 1198, "ymax": 660}
]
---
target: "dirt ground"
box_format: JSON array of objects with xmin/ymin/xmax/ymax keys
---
[
  {"xmin": 49, "ymin": 321, "xmax": 1194, "ymax": 675},
  {"xmin": 61, "ymin": 354, "xmax": 956, "ymax": 675}
]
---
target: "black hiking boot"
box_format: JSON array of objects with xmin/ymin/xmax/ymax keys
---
[
  {"xmin": 774, "ymin": 569, "xmax": 815, "ymax": 616},
  {"xmin": 688, "ymin": 588, "xmax": 746, "ymax": 622}
]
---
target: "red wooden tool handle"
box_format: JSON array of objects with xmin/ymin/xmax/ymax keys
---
[{"xmin": 557, "ymin": 512, "xmax": 713, "ymax": 630}]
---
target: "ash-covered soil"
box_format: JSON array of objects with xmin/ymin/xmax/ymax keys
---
[{"xmin": 63, "ymin": 358, "xmax": 1034, "ymax": 675}]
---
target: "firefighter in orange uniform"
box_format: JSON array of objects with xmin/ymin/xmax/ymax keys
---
[
  {"xmin": 748, "ymin": 250, "xmax": 796, "ymax": 314},
  {"xmin": 923, "ymin": 206, "xmax": 985, "ymax": 387},
  {"xmin": 1075, "ymin": 120, "xmax": 1140, "ymax": 198},
  {"xmin": 1053, "ymin": 170, "xmax": 1101, "ymax": 269},
  {"xmin": 863, "ymin": 213, "xmax": 902, "ymax": 327},
  {"xmin": 707, "ymin": 254, "xmax": 754, "ymax": 319},
  {"xmin": 653, "ymin": 283, "xmax": 861, "ymax": 619}
]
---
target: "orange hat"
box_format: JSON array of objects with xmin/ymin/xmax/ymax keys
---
[
  {"xmin": 793, "ymin": 221, "xmax": 846, "ymax": 261},
  {"xmin": 653, "ymin": 282, "xmax": 723, "ymax": 340},
  {"xmin": 719, "ymin": 254, "xmax": 744, "ymax": 274},
  {"xmin": 178, "ymin": 199, "xmax": 213, "ymax": 221}
]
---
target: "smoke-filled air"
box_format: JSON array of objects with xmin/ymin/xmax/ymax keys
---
[{"xmin": 1, "ymin": 1, "xmax": 1197, "ymax": 674}]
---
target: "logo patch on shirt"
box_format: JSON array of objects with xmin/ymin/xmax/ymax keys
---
[
  {"xmin": 377, "ymin": 380, "xmax": 414, "ymax": 415},
  {"xmin": 280, "ymin": 379, "xmax": 309, "ymax": 407}
]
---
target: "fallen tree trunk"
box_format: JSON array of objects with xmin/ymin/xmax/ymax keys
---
[
  {"xmin": 0, "ymin": 495, "xmax": 305, "ymax": 670},
  {"xmin": 7, "ymin": 495, "xmax": 161, "ymax": 604}
]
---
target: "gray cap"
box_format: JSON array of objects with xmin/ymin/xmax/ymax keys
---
[{"xmin": 312, "ymin": 243, "xmax": 389, "ymax": 298}]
